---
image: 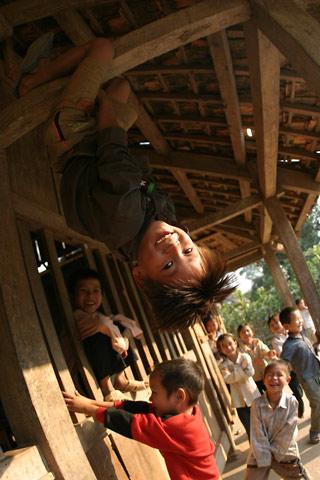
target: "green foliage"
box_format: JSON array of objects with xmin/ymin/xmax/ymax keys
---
[{"xmin": 219, "ymin": 201, "xmax": 320, "ymax": 345}]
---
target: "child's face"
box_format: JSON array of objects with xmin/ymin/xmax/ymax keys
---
[
  {"xmin": 133, "ymin": 221, "xmax": 203, "ymax": 285},
  {"xmin": 219, "ymin": 336, "xmax": 237, "ymax": 359},
  {"xmin": 284, "ymin": 310, "xmax": 304, "ymax": 334},
  {"xmin": 74, "ymin": 278, "xmax": 102, "ymax": 314},
  {"xmin": 206, "ymin": 319, "xmax": 218, "ymax": 335},
  {"xmin": 239, "ymin": 325, "xmax": 253, "ymax": 344},
  {"xmin": 264, "ymin": 365, "xmax": 289, "ymax": 394},
  {"xmin": 149, "ymin": 374, "xmax": 180, "ymax": 416},
  {"xmin": 269, "ymin": 316, "xmax": 285, "ymax": 335}
]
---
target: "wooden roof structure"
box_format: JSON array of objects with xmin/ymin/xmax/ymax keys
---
[{"xmin": 1, "ymin": 0, "xmax": 320, "ymax": 274}]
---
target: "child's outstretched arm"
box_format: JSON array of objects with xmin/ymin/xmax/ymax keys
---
[{"xmin": 63, "ymin": 391, "xmax": 113, "ymax": 416}]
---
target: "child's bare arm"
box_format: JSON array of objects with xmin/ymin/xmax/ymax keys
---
[{"xmin": 63, "ymin": 391, "xmax": 113, "ymax": 416}]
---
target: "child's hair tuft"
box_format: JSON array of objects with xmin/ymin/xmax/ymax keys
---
[{"xmin": 143, "ymin": 248, "xmax": 237, "ymax": 331}]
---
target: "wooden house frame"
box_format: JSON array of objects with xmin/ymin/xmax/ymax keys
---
[{"xmin": 0, "ymin": 0, "xmax": 320, "ymax": 478}]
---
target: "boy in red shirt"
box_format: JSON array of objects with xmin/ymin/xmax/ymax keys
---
[{"xmin": 64, "ymin": 358, "xmax": 219, "ymax": 480}]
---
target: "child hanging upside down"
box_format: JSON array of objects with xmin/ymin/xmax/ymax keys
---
[
  {"xmin": 64, "ymin": 358, "xmax": 220, "ymax": 480},
  {"xmin": 70, "ymin": 268, "xmax": 147, "ymax": 400},
  {"xmin": 18, "ymin": 34, "xmax": 236, "ymax": 331}
]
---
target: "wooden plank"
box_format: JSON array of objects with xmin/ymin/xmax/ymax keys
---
[
  {"xmin": 244, "ymin": 20, "xmax": 280, "ymax": 243},
  {"xmin": 226, "ymin": 250, "xmax": 263, "ymax": 271},
  {"xmin": 190, "ymin": 195, "xmax": 262, "ymax": 236},
  {"xmin": 12, "ymin": 192, "xmax": 109, "ymax": 251},
  {"xmin": 251, "ymin": 0, "xmax": 320, "ymax": 98},
  {"xmin": 41, "ymin": 229, "xmax": 103, "ymax": 400},
  {"xmin": 0, "ymin": 149, "xmax": 96, "ymax": 479},
  {"xmin": 262, "ymin": 243, "xmax": 293, "ymax": 306},
  {"xmin": 208, "ymin": 30, "xmax": 251, "ymax": 221},
  {"xmin": 224, "ymin": 241, "xmax": 261, "ymax": 260},
  {"xmin": 17, "ymin": 220, "xmax": 85, "ymax": 423},
  {"xmin": 54, "ymin": 9, "xmax": 95, "ymax": 45},
  {"xmin": 265, "ymin": 196, "xmax": 320, "ymax": 331}
]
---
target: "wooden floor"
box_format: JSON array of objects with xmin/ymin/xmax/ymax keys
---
[{"xmin": 222, "ymin": 389, "xmax": 319, "ymax": 479}]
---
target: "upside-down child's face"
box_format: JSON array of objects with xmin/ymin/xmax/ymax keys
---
[
  {"xmin": 74, "ymin": 278, "xmax": 102, "ymax": 314},
  {"xmin": 264, "ymin": 365, "xmax": 290, "ymax": 395},
  {"xmin": 239, "ymin": 325, "xmax": 254, "ymax": 345},
  {"xmin": 133, "ymin": 221, "xmax": 203, "ymax": 285},
  {"xmin": 149, "ymin": 374, "xmax": 180, "ymax": 416}
]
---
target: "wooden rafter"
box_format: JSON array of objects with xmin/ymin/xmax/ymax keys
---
[
  {"xmin": 190, "ymin": 195, "xmax": 262, "ymax": 236},
  {"xmin": 244, "ymin": 20, "xmax": 280, "ymax": 243},
  {"xmin": 226, "ymin": 250, "xmax": 262, "ymax": 271},
  {"xmin": 251, "ymin": 0, "xmax": 320, "ymax": 98},
  {"xmin": 208, "ymin": 30, "xmax": 251, "ymax": 221}
]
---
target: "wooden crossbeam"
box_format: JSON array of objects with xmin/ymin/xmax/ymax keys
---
[
  {"xmin": 294, "ymin": 168, "xmax": 320, "ymax": 233},
  {"xmin": 226, "ymin": 250, "xmax": 262, "ymax": 271},
  {"xmin": 225, "ymin": 240, "xmax": 261, "ymax": 260},
  {"xmin": 244, "ymin": 20, "xmax": 280, "ymax": 243},
  {"xmin": 189, "ymin": 195, "xmax": 262, "ymax": 236},
  {"xmin": 54, "ymin": 9, "xmax": 95, "ymax": 44},
  {"xmin": 208, "ymin": 30, "xmax": 251, "ymax": 221},
  {"xmin": 139, "ymin": 149, "xmax": 320, "ymax": 195},
  {"xmin": 251, "ymin": 0, "xmax": 320, "ymax": 98}
]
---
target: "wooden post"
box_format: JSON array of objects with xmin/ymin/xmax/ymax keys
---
[
  {"xmin": 265, "ymin": 197, "xmax": 320, "ymax": 332},
  {"xmin": 0, "ymin": 150, "xmax": 96, "ymax": 479},
  {"xmin": 262, "ymin": 243, "xmax": 293, "ymax": 307}
]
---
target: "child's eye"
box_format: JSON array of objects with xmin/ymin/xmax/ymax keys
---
[
  {"xmin": 162, "ymin": 261, "xmax": 173, "ymax": 270},
  {"xmin": 184, "ymin": 247, "xmax": 193, "ymax": 254}
]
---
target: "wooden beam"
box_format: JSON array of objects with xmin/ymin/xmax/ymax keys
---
[
  {"xmin": 262, "ymin": 243, "xmax": 293, "ymax": 306},
  {"xmin": 190, "ymin": 195, "xmax": 262, "ymax": 236},
  {"xmin": 244, "ymin": 20, "xmax": 280, "ymax": 243},
  {"xmin": 251, "ymin": 0, "xmax": 320, "ymax": 98},
  {"xmin": 295, "ymin": 168, "xmax": 320, "ymax": 232},
  {"xmin": 265, "ymin": 196, "xmax": 320, "ymax": 332},
  {"xmin": 225, "ymin": 241, "xmax": 261, "ymax": 260},
  {"xmin": 0, "ymin": 149, "xmax": 96, "ymax": 479},
  {"xmin": 208, "ymin": 30, "xmax": 251, "ymax": 221},
  {"xmin": 226, "ymin": 250, "xmax": 262, "ymax": 271},
  {"xmin": 131, "ymin": 93, "xmax": 204, "ymax": 213},
  {"xmin": 54, "ymin": 9, "xmax": 95, "ymax": 45},
  {"xmin": 143, "ymin": 149, "xmax": 320, "ymax": 195}
]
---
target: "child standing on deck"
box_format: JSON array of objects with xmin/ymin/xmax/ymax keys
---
[
  {"xmin": 268, "ymin": 313, "xmax": 304, "ymax": 418},
  {"xmin": 64, "ymin": 358, "xmax": 220, "ymax": 480},
  {"xmin": 246, "ymin": 360, "xmax": 311, "ymax": 480},
  {"xmin": 238, "ymin": 324, "xmax": 276, "ymax": 393},
  {"xmin": 70, "ymin": 268, "xmax": 146, "ymax": 400},
  {"xmin": 280, "ymin": 306, "xmax": 320, "ymax": 445},
  {"xmin": 17, "ymin": 34, "xmax": 236, "ymax": 331},
  {"xmin": 217, "ymin": 333, "xmax": 260, "ymax": 439}
]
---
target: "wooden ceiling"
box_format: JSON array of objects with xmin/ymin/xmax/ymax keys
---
[{"xmin": 1, "ymin": 0, "xmax": 320, "ymax": 271}]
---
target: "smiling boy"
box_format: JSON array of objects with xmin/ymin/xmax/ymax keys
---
[
  {"xmin": 246, "ymin": 360, "xmax": 311, "ymax": 479},
  {"xmin": 19, "ymin": 35, "xmax": 235, "ymax": 330},
  {"xmin": 280, "ymin": 307, "xmax": 320, "ymax": 444},
  {"xmin": 64, "ymin": 358, "xmax": 220, "ymax": 480}
]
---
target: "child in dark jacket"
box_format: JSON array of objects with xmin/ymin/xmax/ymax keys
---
[
  {"xmin": 64, "ymin": 358, "xmax": 220, "ymax": 480},
  {"xmin": 18, "ymin": 34, "xmax": 235, "ymax": 331}
]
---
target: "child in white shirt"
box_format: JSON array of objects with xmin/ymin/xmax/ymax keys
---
[
  {"xmin": 246, "ymin": 359, "xmax": 311, "ymax": 479},
  {"xmin": 217, "ymin": 333, "xmax": 260, "ymax": 439}
]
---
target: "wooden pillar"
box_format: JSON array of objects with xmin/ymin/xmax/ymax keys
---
[
  {"xmin": 0, "ymin": 150, "xmax": 96, "ymax": 479},
  {"xmin": 265, "ymin": 197, "xmax": 320, "ymax": 332},
  {"xmin": 262, "ymin": 243, "xmax": 293, "ymax": 307}
]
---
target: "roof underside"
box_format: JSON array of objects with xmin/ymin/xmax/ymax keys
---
[{"xmin": 1, "ymin": 0, "xmax": 320, "ymax": 271}]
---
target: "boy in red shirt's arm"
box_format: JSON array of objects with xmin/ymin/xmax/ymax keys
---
[{"xmin": 64, "ymin": 358, "xmax": 219, "ymax": 480}]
